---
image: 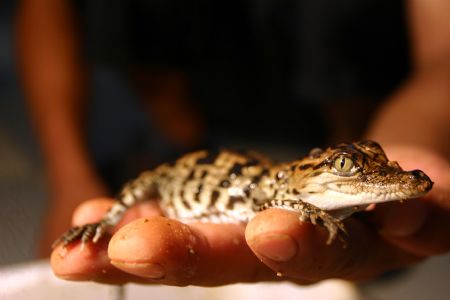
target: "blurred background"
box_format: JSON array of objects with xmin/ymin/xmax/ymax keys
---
[
  {"xmin": 0, "ymin": 0, "xmax": 449, "ymax": 299},
  {"xmin": 0, "ymin": 0, "xmax": 45, "ymax": 264}
]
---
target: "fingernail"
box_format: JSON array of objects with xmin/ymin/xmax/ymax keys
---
[
  {"xmin": 252, "ymin": 233, "xmax": 297, "ymax": 262},
  {"xmin": 111, "ymin": 261, "xmax": 165, "ymax": 279},
  {"xmin": 380, "ymin": 201, "xmax": 429, "ymax": 237}
]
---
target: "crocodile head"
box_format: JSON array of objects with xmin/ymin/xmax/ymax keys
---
[{"xmin": 289, "ymin": 140, "xmax": 433, "ymax": 218}]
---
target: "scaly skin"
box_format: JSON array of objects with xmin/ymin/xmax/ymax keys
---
[{"xmin": 53, "ymin": 140, "xmax": 433, "ymax": 248}]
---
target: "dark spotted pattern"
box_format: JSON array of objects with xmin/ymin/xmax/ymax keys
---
[{"xmin": 53, "ymin": 141, "xmax": 433, "ymax": 248}]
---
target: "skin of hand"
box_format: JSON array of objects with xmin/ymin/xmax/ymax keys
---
[{"xmin": 50, "ymin": 145, "xmax": 450, "ymax": 286}]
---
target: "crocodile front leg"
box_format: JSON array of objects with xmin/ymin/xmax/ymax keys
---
[{"xmin": 256, "ymin": 199, "xmax": 347, "ymax": 246}]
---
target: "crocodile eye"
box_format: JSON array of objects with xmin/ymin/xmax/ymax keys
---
[{"xmin": 333, "ymin": 156, "xmax": 354, "ymax": 173}]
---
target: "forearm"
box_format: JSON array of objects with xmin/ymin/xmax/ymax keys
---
[
  {"xmin": 367, "ymin": 66, "xmax": 450, "ymax": 158},
  {"xmin": 368, "ymin": 0, "xmax": 450, "ymax": 158},
  {"xmin": 16, "ymin": 0, "xmax": 100, "ymax": 193}
]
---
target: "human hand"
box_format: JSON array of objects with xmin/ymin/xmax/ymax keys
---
[
  {"xmin": 50, "ymin": 146, "xmax": 450, "ymax": 286},
  {"xmin": 51, "ymin": 198, "xmax": 280, "ymax": 286}
]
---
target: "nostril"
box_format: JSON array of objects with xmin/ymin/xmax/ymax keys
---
[
  {"xmin": 406, "ymin": 169, "xmax": 433, "ymax": 192},
  {"xmin": 411, "ymin": 169, "xmax": 425, "ymax": 179}
]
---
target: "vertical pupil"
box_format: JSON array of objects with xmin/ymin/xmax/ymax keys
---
[{"xmin": 340, "ymin": 158, "xmax": 346, "ymax": 169}]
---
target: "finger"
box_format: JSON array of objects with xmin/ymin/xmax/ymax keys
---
[
  {"xmin": 374, "ymin": 146, "xmax": 450, "ymax": 255},
  {"xmin": 53, "ymin": 213, "xmax": 284, "ymax": 286},
  {"xmin": 71, "ymin": 197, "xmax": 162, "ymax": 228},
  {"xmin": 51, "ymin": 198, "xmax": 162, "ymax": 283},
  {"xmin": 108, "ymin": 216, "xmax": 290, "ymax": 286},
  {"xmin": 71, "ymin": 198, "xmax": 114, "ymax": 226},
  {"xmin": 373, "ymin": 190, "xmax": 450, "ymax": 256},
  {"xmin": 245, "ymin": 209, "xmax": 423, "ymax": 282},
  {"xmin": 51, "ymin": 239, "xmax": 152, "ymax": 285}
]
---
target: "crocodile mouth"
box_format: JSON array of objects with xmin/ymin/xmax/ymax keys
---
[
  {"xmin": 355, "ymin": 169, "xmax": 434, "ymax": 199},
  {"xmin": 300, "ymin": 168, "xmax": 433, "ymax": 211}
]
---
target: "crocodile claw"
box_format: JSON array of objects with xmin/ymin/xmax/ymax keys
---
[
  {"xmin": 52, "ymin": 222, "xmax": 108, "ymax": 249},
  {"xmin": 299, "ymin": 205, "xmax": 348, "ymax": 247}
]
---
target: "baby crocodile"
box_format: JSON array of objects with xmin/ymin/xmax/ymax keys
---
[{"xmin": 53, "ymin": 140, "xmax": 433, "ymax": 248}]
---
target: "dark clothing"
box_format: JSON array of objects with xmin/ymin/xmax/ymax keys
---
[{"xmin": 76, "ymin": 0, "xmax": 410, "ymax": 187}]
